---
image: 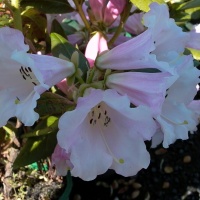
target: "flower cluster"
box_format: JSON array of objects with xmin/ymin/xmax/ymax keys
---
[{"xmin": 1, "ymin": 1, "xmax": 200, "ymax": 181}]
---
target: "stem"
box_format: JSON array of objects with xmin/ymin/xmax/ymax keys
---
[
  {"xmin": 11, "ymin": 0, "xmax": 22, "ymax": 31},
  {"xmin": 108, "ymin": 2, "xmax": 132, "ymax": 47},
  {"xmin": 73, "ymin": 0, "xmax": 92, "ymax": 32}
]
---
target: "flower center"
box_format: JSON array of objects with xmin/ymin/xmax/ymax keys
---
[
  {"xmin": 89, "ymin": 103, "xmax": 124, "ymax": 164},
  {"xmin": 89, "ymin": 104, "xmax": 111, "ymax": 127},
  {"xmin": 15, "ymin": 66, "xmax": 40, "ymax": 104},
  {"xmin": 19, "ymin": 66, "xmax": 40, "ymax": 86}
]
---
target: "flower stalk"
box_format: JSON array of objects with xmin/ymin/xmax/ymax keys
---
[{"xmin": 73, "ymin": 0, "xmax": 92, "ymax": 32}]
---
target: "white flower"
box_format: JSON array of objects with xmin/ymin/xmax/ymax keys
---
[
  {"xmin": 57, "ymin": 89, "xmax": 157, "ymax": 180},
  {"xmin": 0, "ymin": 27, "xmax": 75, "ymax": 126}
]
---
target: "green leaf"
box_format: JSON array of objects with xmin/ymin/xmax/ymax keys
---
[
  {"xmin": 51, "ymin": 19, "xmax": 67, "ymax": 39},
  {"xmin": 13, "ymin": 116, "xmax": 58, "ymax": 169},
  {"xmin": 51, "ymin": 33, "xmax": 89, "ymax": 79},
  {"xmin": 187, "ymin": 48, "xmax": 200, "ymax": 60},
  {"xmin": 21, "ymin": 8, "xmax": 47, "ymax": 41},
  {"xmin": 130, "ymin": 0, "xmax": 165, "ymax": 12},
  {"xmin": 179, "ymin": 0, "xmax": 200, "ymax": 10},
  {"xmin": 61, "ymin": 19, "xmax": 79, "ymax": 35},
  {"xmin": 21, "ymin": 0, "xmax": 74, "ymax": 14},
  {"xmin": 13, "ymin": 134, "xmax": 57, "ymax": 169},
  {"xmin": 21, "ymin": 116, "xmax": 58, "ymax": 138},
  {"xmin": 35, "ymin": 92, "xmax": 75, "ymax": 117}
]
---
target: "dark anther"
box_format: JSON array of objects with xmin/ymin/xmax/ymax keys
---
[
  {"xmin": 98, "ymin": 113, "xmax": 101, "ymax": 119},
  {"xmin": 32, "ymin": 82, "xmax": 37, "ymax": 86}
]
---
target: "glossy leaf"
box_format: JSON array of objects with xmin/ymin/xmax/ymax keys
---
[
  {"xmin": 179, "ymin": 0, "xmax": 200, "ymax": 10},
  {"xmin": 51, "ymin": 33, "xmax": 89, "ymax": 79},
  {"xmin": 21, "ymin": 0, "xmax": 74, "ymax": 14},
  {"xmin": 35, "ymin": 92, "xmax": 75, "ymax": 117},
  {"xmin": 13, "ymin": 116, "xmax": 58, "ymax": 169},
  {"xmin": 130, "ymin": 0, "xmax": 165, "ymax": 12}
]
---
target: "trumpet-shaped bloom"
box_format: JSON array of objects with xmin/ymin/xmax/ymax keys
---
[
  {"xmin": 154, "ymin": 55, "xmax": 200, "ymax": 147},
  {"xmin": 143, "ymin": 3, "xmax": 189, "ymax": 61},
  {"xmin": 0, "ymin": 27, "xmax": 75, "ymax": 126},
  {"xmin": 57, "ymin": 89, "xmax": 157, "ymax": 180},
  {"xmin": 96, "ymin": 30, "xmax": 156, "ymax": 70},
  {"xmin": 106, "ymin": 71, "xmax": 172, "ymax": 116},
  {"xmin": 89, "ymin": 0, "xmax": 126, "ymax": 26}
]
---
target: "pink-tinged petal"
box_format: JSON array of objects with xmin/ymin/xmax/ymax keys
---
[
  {"xmin": 69, "ymin": 121, "xmax": 112, "ymax": 181},
  {"xmin": 56, "ymin": 79, "xmax": 68, "ymax": 95},
  {"xmin": 102, "ymin": 90, "xmax": 157, "ymax": 140},
  {"xmin": 85, "ymin": 32, "xmax": 108, "ymax": 67},
  {"xmin": 89, "ymin": 0, "xmax": 107, "ymax": 21},
  {"xmin": 0, "ymin": 26, "xmax": 29, "ymax": 53},
  {"xmin": 106, "ymin": 72, "xmax": 171, "ymax": 116},
  {"xmin": 96, "ymin": 30, "xmax": 155, "ymax": 70},
  {"xmin": 29, "ymin": 54, "xmax": 75, "ymax": 87},
  {"xmin": 105, "ymin": 127, "xmax": 150, "ymax": 176},
  {"xmin": 52, "ymin": 144, "xmax": 73, "ymax": 176},
  {"xmin": 186, "ymin": 30, "xmax": 200, "ymax": 50},
  {"xmin": 103, "ymin": 0, "xmax": 126, "ymax": 26},
  {"xmin": 166, "ymin": 56, "xmax": 200, "ymax": 104},
  {"xmin": 143, "ymin": 3, "xmax": 189, "ymax": 60},
  {"xmin": 125, "ymin": 13, "xmax": 146, "ymax": 35},
  {"xmin": 156, "ymin": 100, "xmax": 198, "ymax": 148}
]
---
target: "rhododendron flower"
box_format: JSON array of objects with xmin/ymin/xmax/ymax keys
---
[
  {"xmin": 106, "ymin": 71, "xmax": 172, "ymax": 116},
  {"xmin": 85, "ymin": 32, "xmax": 108, "ymax": 67},
  {"xmin": 89, "ymin": 0, "xmax": 126, "ymax": 26},
  {"xmin": 57, "ymin": 88, "xmax": 157, "ymax": 180},
  {"xmin": 52, "ymin": 144, "xmax": 73, "ymax": 176},
  {"xmin": 154, "ymin": 55, "xmax": 200, "ymax": 147},
  {"xmin": 96, "ymin": 30, "xmax": 156, "ymax": 70},
  {"xmin": 143, "ymin": 3, "xmax": 189, "ymax": 61},
  {"xmin": 0, "ymin": 27, "xmax": 75, "ymax": 126}
]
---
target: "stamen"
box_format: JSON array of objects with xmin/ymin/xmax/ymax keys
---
[
  {"xmin": 88, "ymin": 103, "xmax": 124, "ymax": 164},
  {"xmin": 19, "ymin": 66, "xmax": 40, "ymax": 86},
  {"xmin": 14, "ymin": 90, "xmax": 35, "ymax": 105},
  {"xmin": 161, "ymin": 115, "xmax": 188, "ymax": 125}
]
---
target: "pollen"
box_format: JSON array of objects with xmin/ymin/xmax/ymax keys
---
[{"xmin": 119, "ymin": 158, "xmax": 125, "ymax": 164}]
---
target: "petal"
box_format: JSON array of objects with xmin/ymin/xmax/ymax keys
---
[
  {"xmin": 69, "ymin": 120, "xmax": 112, "ymax": 181},
  {"xmin": 0, "ymin": 27, "xmax": 29, "ymax": 53},
  {"xmin": 103, "ymin": 0, "xmax": 126, "ymax": 26},
  {"xmin": 29, "ymin": 54, "xmax": 75, "ymax": 86},
  {"xmin": 143, "ymin": 3, "xmax": 188, "ymax": 60},
  {"xmin": 125, "ymin": 13, "xmax": 146, "ymax": 35},
  {"xmin": 106, "ymin": 72, "xmax": 171, "ymax": 115},
  {"xmin": 89, "ymin": 0, "xmax": 107, "ymax": 21},
  {"xmin": 96, "ymin": 30, "xmax": 155, "ymax": 70},
  {"xmin": 51, "ymin": 144, "xmax": 73, "ymax": 176},
  {"xmin": 85, "ymin": 32, "xmax": 108, "ymax": 67},
  {"xmin": 157, "ymin": 100, "xmax": 198, "ymax": 147},
  {"xmin": 102, "ymin": 90, "xmax": 157, "ymax": 140},
  {"xmin": 166, "ymin": 57, "xmax": 200, "ymax": 104},
  {"xmin": 105, "ymin": 125, "xmax": 150, "ymax": 176}
]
